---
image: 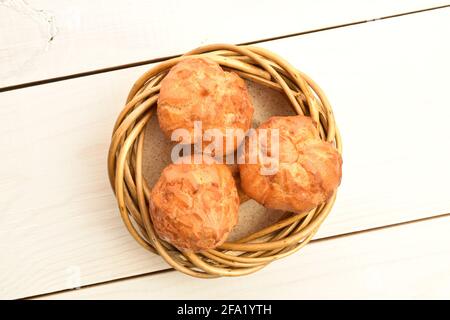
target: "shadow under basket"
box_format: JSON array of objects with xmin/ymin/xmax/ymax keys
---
[{"xmin": 107, "ymin": 43, "xmax": 342, "ymax": 278}]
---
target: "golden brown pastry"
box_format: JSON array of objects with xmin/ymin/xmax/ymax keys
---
[
  {"xmin": 157, "ymin": 57, "xmax": 254, "ymax": 154},
  {"xmin": 150, "ymin": 156, "xmax": 239, "ymax": 252},
  {"xmin": 239, "ymin": 115, "xmax": 342, "ymax": 213}
]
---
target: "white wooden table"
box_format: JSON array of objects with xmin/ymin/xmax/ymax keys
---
[{"xmin": 1, "ymin": 1, "xmax": 449, "ymax": 300}]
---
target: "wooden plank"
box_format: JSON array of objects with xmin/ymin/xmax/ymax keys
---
[
  {"xmin": 1, "ymin": 0, "xmax": 448, "ymax": 88},
  {"xmin": 261, "ymin": 7, "xmax": 450, "ymax": 240},
  {"xmin": 0, "ymin": 66, "xmax": 168, "ymax": 299},
  {"xmin": 38, "ymin": 216, "xmax": 450, "ymax": 299},
  {"xmin": 1, "ymin": 8, "xmax": 450, "ymax": 299}
]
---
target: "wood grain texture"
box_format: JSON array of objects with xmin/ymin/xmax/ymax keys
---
[
  {"xmin": 0, "ymin": 67, "xmax": 168, "ymax": 299},
  {"xmin": 262, "ymin": 8, "xmax": 450, "ymax": 240},
  {"xmin": 39, "ymin": 215, "xmax": 450, "ymax": 299},
  {"xmin": 0, "ymin": 8, "xmax": 449, "ymax": 299},
  {"xmin": 1, "ymin": 0, "xmax": 448, "ymax": 88}
]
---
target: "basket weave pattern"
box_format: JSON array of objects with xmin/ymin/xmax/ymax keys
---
[{"xmin": 108, "ymin": 44, "xmax": 342, "ymax": 277}]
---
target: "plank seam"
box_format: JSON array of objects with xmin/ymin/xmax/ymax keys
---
[
  {"xmin": 26, "ymin": 211, "xmax": 450, "ymax": 300},
  {"xmin": 24, "ymin": 268, "xmax": 174, "ymax": 300},
  {"xmin": 1, "ymin": 4, "xmax": 449, "ymax": 93}
]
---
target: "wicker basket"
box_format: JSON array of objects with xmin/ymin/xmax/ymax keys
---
[{"xmin": 108, "ymin": 43, "xmax": 342, "ymax": 278}]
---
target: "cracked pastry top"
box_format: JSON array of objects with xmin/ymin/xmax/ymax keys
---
[
  {"xmin": 150, "ymin": 156, "xmax": 239, "ymax": 252},
  {"xmin": 239, "ymin": 115, "xmax": 342, "ymax": 213},
  {"xmin": 157, "ymin": 57, "xmax": 254, "ymax": 154}
]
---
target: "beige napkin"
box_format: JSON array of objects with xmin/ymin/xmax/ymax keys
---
[{"xmin": 142, "ymin": 80, "xmax": 295, "ymax": 241}]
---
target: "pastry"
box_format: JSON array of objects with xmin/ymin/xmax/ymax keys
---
[
  {"xmin": 150, "ymin": 155, "xmax": 239, "ymax": 252},
  {"xmin": 157, "ymin": 57, "xmax": 254, "ymax": 155},
  {"xmin": 239, "ymin": 115, "xmax": 342, "ymax": 213}
]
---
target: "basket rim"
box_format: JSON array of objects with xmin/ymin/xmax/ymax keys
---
[{"xmin": 108, "ymin": 43, "xmax": 342, "ymax": 278}]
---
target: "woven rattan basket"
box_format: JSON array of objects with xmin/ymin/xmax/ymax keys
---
[{"xmin": 108, "ymin": 43, "xmax": 342, "ymax": 278}]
